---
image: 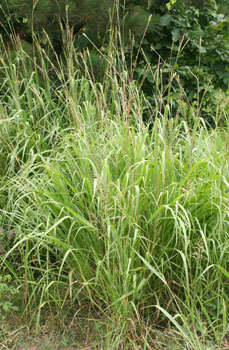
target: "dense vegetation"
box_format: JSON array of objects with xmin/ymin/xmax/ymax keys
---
[
  {"xmin": 0, "ymin": 0, "xmax": 228, "ymax": 121},
  {"xmin": 0, "ymin": 1, "xmax": 228, "ymax": 349}
]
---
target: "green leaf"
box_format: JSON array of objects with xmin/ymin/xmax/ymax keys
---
[
  {"xmin": 223, "ymin": 72, "xmax": 229, "ymax": 85},
  {"xmin": 171, "ymin": 28, "xmax": 180, "ymax": 42},
  {"xmin": 65, "ymin": 206, "xmax": 95, "ymax": 229},
  {"xmin": 216, "ymin": 265, "xmax": 229, "ymax": 279},
  {"xmin": 154, "ymin": 306, "xmax": 190, "ymax": 340},
  {"xmin": 199, "ymin": 46, "xmax": 207, "ymax": 54},
  {"xmin": 2, "ymin": 301, "xmax": 12, "ymax": 312},
  {"xmin": 132, "ymin": 249, "xmax": 167, "ymax": 285},
  {"xmin": 160, "ymin": 13, "xmax": 171, "ymax": 26}
]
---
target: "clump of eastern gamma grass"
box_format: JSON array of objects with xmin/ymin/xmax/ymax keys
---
[{"xmin": 0, "ymin": 30, "xmax": 228, "ymax": 350}]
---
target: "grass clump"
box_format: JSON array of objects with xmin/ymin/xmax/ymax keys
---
[{"xmin": 0, "ymin": 30, "xmax": 228, "ymax": 349}]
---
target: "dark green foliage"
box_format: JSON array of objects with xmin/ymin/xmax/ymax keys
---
[
  {"xmin": 121, "ymin": 0, "xmax": 229, "ymax": 121},
  {"xmin": 0, "ymin": 0, "xmax": 111, "ymax": 51}
]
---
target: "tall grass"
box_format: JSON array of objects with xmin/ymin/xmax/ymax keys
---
[{"xmin": 0, "ymin": 28, "xmax": 228, "ymax": 349}]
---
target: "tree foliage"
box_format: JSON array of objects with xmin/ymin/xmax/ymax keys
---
[{"xmin": 121, "ymin": 0, "xmax": 229, "ymax": 120}]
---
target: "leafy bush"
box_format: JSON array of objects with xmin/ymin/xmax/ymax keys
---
[
  {"xmin": 122, "ymin": 0, "xmax": 229, "ymax": 121},
  {"xmin": 0, "ymin": 274, "xmax": 19, "ymax": 317}
]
